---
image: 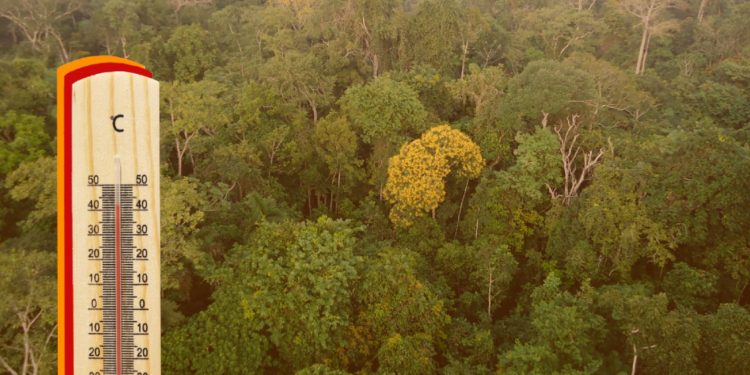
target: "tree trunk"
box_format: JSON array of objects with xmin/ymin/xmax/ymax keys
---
[
  {"xmin": 697, "ymin": 0, "xmax": 709, "ymax": 23},
  {"xmin": 640, "ymin": 31, "xmax": 652, "ymax": 74},
  {"xmin": 22, "ymin": 312, "xmax": 30, "ymax": 375},
  {"xmin": 175, "ymin": 138, "xmax": 184, "ymax": 177},
  {"xmin": 371, "ymin": 53, "xmax": 379, "ymax": 78},
  {"xmin": 454, "ymin": 179, "xmax": 470, "ymax": 239},
  {"xmin": 487, "ymin": 263, "xmax": 493, "ymax": 318},
  {"xmin": 738, "ymin": 279, "xmax": 748, "ymax": 304},
  {"xmin": 635, "ymin": 23, "xmax": 649, "ymax": 74},
  {"xmin": 460, "ymin": 40, "xmax": 469, "ymax": 80},
  {"xmin": 50, "ymin": 29, "xmax": 70, "ymax": 63},
  {"xmin": 336, "ymin": 169, "xmax": 342, "ymax": 214},
  {"xmin": 330, "ymin": 172, "xmax": 337, "ymax": 213},
  {"xmin": 308, "ymin": 188, "xmax": 313, "ymax": 216},
  {"xmin": 329, "ymin": 191, "xmax": 335, "ymax": 213},
  {"xmin": 268, "ymin": 146, "xmax": 276, "ymax": 178},
  {"xmin": 120, "ymin": 36, "xmax": 128, "ymax": 59},
  {"xmin": 361, "ymin": 16, "xmax": 379, "ymax": 78},
  {"xmin": 188, "ymin": 148, "xmax": 196, "ymax": 176},
  {"xmin": 169, "ymin": 99, "xmax": 184, "ymax": 177}
]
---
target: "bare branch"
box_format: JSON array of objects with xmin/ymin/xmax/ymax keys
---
[
  {"xmin": 169, "ymin": 0, "xmax": 213, "ymax": 13},
  {"xmin": 550, "ymin": 115, "xmax": 605, "ymax": 204},
  {"xmin": 0, "ymin": 354, "xmax": 19, "ymax": 375}
]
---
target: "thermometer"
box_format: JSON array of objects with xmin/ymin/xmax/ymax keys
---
[{"xmin": 57, "ymin": 57, "xmax": 160, "ymax": 375}]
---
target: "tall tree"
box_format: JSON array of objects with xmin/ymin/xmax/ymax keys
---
[
  {"xmin": 616, "ymin": 0, "xmax": 683, "ymax": 75},
  {"xmin": 0, "ymin": 0, "xmax": 80, "ymax": 62},
  {"xmin": 0, "ymin": 250, "xmax": 57, "ymax": 375},
  {"xmin": 339, "ymin": 76, "xmax": 428, "ymax": 194},
  {"xmin": 516, "ymin": 4, "xmax": 604, "ymax": 60},
  {"xmin": 262, "ymin": 51, "xmax": 334, "ymax": 124},
  {"xmin": 547, "ymin": 114, "xmax": 606, "ymax": 205},
  {"xmin": 163, "ymin": 79, "xmax": 229, "ymax": 176},
  {"xmin": 313, "ymin": 115, "xmax": 362, "ymax": 214}
]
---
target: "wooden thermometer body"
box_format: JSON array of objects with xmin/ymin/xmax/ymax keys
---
[{"xmin": 58, "ymin": 57, "xmax": 160, "ymax": 375}]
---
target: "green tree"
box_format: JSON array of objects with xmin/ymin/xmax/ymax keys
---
[
  {"xmin": 166, "ymin": 217, "xmax": 359, "ymax": 373},
  {"xmin": 3, "ymin": 157, "xmax": 56, "ymax": 248},
  {"xmin": 563, "ymin": 53, "xmax": 653, "ymax": 127},
  {"xmin": 314, "ymin": 115, "xmax": 362, "ymax": 214},
  {"xmin": 499, "ymin": 274, "xmax": 605, "ymax": 374},
  {"xmin": 645, "ymin": 126, "xmax": 750, "ymax": 301},
  {"xmin": 0, "ymin": 249, "xmax": 57, "ymax": 375},
  {"xmin": 377, "ymin": 333, "xmax": 436, "ymax": 375},
  {"xmin": 160, "ymin": 176, "xmax": 207, "ymax": 291},
  {"xmin": 0, "ymin": 111, "xmax": 49, "ymax": 175},
  {"xmin": 516, "ymin": 4, "xmax": 603, "ymax": 60},
  {"xmin": 616, "ymin": 0, "xmax": 684, "ymax": 75},
  {"xmin": 496, "ymin": 60, "xmax": 594, "ymax": 133},
  {"xmin": 441, "ymin": 321, "xmax": 495, "ymax": 374},
  {"xmin": 662, "ymin": 262, "xmax": 717, "ymax": 312},
  {"xmin": 165, "ymin": 24, "xmax": 218, "ymax": 81},
  {"xmin": 163, "ymin": 79, "xmax": 229, "ymax": 176},
  {"xmin": 597, "ymin": 283, "xmax": 701, "ymax": 375},
  {"xmin": 401, "ymin": 0, "xmax": 466, "ymax": 75},
  {"xmin": 339, "ymin": 76, "xmax": 428, "ymax": 192},
  {"xmin": 310, "ymin": 0, "xmax": 407, "ymax": 77},
  {"xmin": 0, "ymin": 0, "xmax": 81, "ymax": 62},
  {"xmin": 436, "ymin": 241, "xmax": 517, "ymax": 320},
  {"xmin": 163, "ymin": 272, "xmax": 268, "ymax": 374},
  {"xmin": 347, "ymin": 248, "xmax": 449, "ymax": 373},
  {"xmin": 455, "ymin": 65, "xmax": 509, "ymax": 167},
  {"xmin": 92, "ymin": 0, "xmax": 142, "ymax": 58},
  {"xmin": 339, "ymin": 76, "xmax": 428, "ymax": 144},
  {"xmin": 261, "ymin": 49, "xmax": 334, "ymax": 124},
  {"xmin": 236, "ymin": 218, "xmax": 359, "ymax": 370},
  {"xmin": 296, "ymin": 364, "xmax": 351, "ymax": 375},
  {"xmin": 232, "ymin": 81, "xmax": 305, "ymax": 179},
  {"xmin": 699, "ymin": 303, "xmax": 750, "ymax": 374},
  {"xmin": 563, "ymin": 159, "xmax": 675, "ymax": 279},
  {"xmin": 0, "ymin": 58, "xmax": 51, "ymax": 116}
]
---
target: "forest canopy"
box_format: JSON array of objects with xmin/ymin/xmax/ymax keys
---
[{"xmin": 1, "ymin": 0, "xmax": 750, "ymax": 374}]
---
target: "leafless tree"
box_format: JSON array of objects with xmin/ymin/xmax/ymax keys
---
[
  {"xmin": 546, "ymin": 114, "xmax": 606, "ymax": 205},
  {"xmin": 0, "ymin": 303, "xmax": 57, "ymax": 375},
  {"xmin": 0, "ymin": 0, "xmax": 81, "ymax": 62},
  {"xmin": 570, "ymin": 0, "xmax": 599, "ymax": 11},
  {"xmin": 169, "ymin": 0, "xmax": 214, "ymax": 14}
]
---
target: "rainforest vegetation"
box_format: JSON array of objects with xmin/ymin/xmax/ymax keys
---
[{"xmin": 1, "ymin": 0, "xmax": 750, "ymax": 373}]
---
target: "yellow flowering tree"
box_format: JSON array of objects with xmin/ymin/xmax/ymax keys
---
[{"xmin": 384, "ymin": 125, "xmax": 483, "ymax": 227}]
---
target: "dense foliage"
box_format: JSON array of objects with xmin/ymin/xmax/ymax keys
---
[{"xmin": 1, "ymin": 0, "xmax": 750, "ymax": 374}]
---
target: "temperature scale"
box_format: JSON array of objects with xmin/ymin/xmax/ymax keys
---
[{"xmin": 58, "ymin": 56, "xmax": 160, "ymax": 375}]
